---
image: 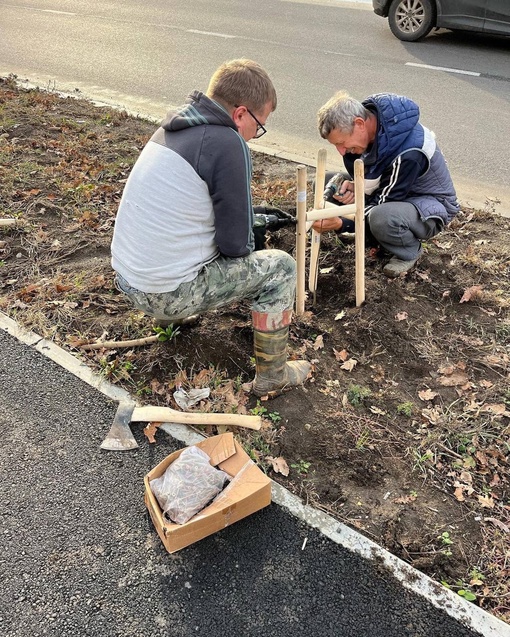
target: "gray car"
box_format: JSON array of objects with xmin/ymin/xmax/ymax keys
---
[{"xmin": 373, "ymin": 0, "xmax": 510, "ymax": 41}]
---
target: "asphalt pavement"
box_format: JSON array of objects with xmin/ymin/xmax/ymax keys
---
[{"xmin": 1, "ymin": 319, "xmax": 508, "ymax": 637}]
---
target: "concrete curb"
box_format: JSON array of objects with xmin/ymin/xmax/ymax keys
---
[{"xmin": 0, "ymin": 311, "xmax": 508, "ymax": 636}]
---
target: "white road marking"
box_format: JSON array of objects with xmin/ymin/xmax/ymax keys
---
[
  {"xmin": 406, "ymin": 62, "xmax": 481, "ymax": 77},
  {"xmin": 187, "ymin": 29, "xmax": 236, "ymax": 38},
  {"xmin": 42, "ymin": 9, "xmax": 76, "ymax": 15}
]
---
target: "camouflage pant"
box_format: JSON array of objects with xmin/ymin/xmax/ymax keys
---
[{"xmin": 115, "ymin": 249, "xmax": 296, "ymax": 323}]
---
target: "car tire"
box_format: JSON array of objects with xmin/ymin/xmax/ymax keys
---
[{"xmin": 388, "ymin": 0, "xmax": 435, "ymax": 42}]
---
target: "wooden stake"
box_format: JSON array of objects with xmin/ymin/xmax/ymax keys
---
[
  {"xmin": 295, "ymin": 165, "xmax": 307, "ymax": 316},
  {"xmin": 306, "ymin": 203, "xmax": 356, "ymax": 222},
  {"xmin": 308, "ymin": 149, "xmax": 327, "ymax": 305},
  {"xmin": 354, "ymin": 158, "xmax": 365, "ymax": 307}
]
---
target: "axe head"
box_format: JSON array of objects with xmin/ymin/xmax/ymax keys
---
[{"xmin": 100, "ymin": 401, "xmax": 138, "ymax": 451}]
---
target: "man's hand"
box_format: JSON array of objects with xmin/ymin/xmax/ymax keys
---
[
  {"xmin": 253, "ymin": 206, "xmax": 296, "ymax": 230},
  {"xmin": 312, "ymin": 217, "xmax": 343, "ymax": 234},
  {"xmin": 333, "ymin": 180, "xmax": 355, "ymax": 205},
  {"xmin": 253, "ymin": 206, "xmax": 296, "ymax": 250}
]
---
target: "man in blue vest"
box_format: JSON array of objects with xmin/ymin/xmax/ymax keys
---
[{"xmin": 313, "ymin": 92, "xmax": 459, "ymax": 278}]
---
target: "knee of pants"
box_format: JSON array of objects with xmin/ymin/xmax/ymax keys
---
[
  {"xmin": 367, "ymin": 206, "xmax": 389, "ymax": 239},
  {"xmin": 264, "ymin": 249, "xmax": 296, "ymax": 277}
]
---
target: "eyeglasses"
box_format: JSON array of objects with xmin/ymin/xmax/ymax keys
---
[
  {"xmin": 247, "ymin": 108, "xmax": 267, "ymax": 139},
  {"xmin": 235, "ymin": 105, "xmax": 267, "ymax": 139}
]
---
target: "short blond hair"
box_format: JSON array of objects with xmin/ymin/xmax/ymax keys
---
[{"xmin": 207, "ymin": 59, "xmax": 277, "ymax": 114}]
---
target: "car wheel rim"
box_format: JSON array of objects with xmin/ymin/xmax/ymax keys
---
[{"xmin": 395, "ymin": 0, "xmax": 425, "ymax": 34}]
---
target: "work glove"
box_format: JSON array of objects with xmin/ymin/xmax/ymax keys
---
[{"xmin": 253, "ymin": 206, "xmax": 296, "ymax": 251}]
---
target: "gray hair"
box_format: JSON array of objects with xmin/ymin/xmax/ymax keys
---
[{"xmin": 317, "ymin": 91, "xmax": 370, "ymax": 139}]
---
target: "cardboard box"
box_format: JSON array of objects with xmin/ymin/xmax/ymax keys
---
[{"xmin": 144, "ymin": 432, "xmax": 272, "ymax": 553}]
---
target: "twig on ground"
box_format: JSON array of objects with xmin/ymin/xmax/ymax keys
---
[{"xmin": 80, "ymin": 335, "xmax": 160, "ymax": 350}]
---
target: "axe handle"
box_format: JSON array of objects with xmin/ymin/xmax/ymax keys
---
[{"xmin": 131, "ymin": 406, "xmax": 262, "ymax": 430}]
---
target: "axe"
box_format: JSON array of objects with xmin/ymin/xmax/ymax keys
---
[{"xmin": 101, "ymin": 402, "xmax": 263, "ymax": 451}]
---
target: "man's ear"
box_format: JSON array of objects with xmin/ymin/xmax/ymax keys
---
[{"xmin": 353, "ymin": 116, "xmax": 366, "ymax": 131}]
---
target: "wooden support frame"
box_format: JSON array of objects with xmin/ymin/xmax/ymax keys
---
[{"xmin": 296, "ymin": 157, "xmax": 365, "ymax": 314}]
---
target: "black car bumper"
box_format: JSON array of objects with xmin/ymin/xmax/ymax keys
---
[{"xmin": 372, "ymin": 0, "xmax": 389, "ymax": 17}]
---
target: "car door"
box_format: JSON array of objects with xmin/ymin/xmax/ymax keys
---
[
  {"xmin": 484, "ymin": 0, "xmax": 510, "ymax": 34},
  {"xmin": 437, "ymin": 0, "xmax": 487, "ymax": 30}
]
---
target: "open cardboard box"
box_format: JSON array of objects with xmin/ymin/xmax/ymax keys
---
[{"xmin": 144, "ymin": 432, "xmax": 272, "ymax": 553}]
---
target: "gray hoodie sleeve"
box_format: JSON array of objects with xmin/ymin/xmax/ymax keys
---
[{"xmin": 198, "ymin": 126, "xmax": 255, "ymax": 257}]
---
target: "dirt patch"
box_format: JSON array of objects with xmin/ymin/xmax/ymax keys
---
[{"xmin": 1, "ymin": 76, "xmax": 509, "ymax": 623}]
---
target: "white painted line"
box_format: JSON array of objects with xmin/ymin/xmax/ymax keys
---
[
  {"xmin": 187, "ymin": 29, "xmax": 236, "ymax": 38},
  {"xmin": 42, "ymin": 9, "xmax": 76, "ymax": 15},
  {"xmin": 1, "ymin": 309, "xmax": 508, "ymax": 636},
  {"xmin": 406, "ymin": 62, "xmax": 481, "ymax": 77}
]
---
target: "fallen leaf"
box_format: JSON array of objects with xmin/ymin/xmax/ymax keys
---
[
  {"xmin": 421, "ymin": 407, "xmax": 443, "ymax": 425},
  {"xmin": 319, "ymin": 266, "xmax": 334, "ymax": 274},
  {"xmin": 478, "ymin": 495, "xmax": 495, "ymax": 509},
  {"xmin": 313, "ymin": 335, "xmax": 324, "ymax": 350},
  {"xmin": 333, "ymin": 348, "xmax": 349, "ymax": 362},
  {"xmin": 418, "ymin": 389, "xmax": 438, "ymax": 401},
  {"xmin": 266, "ymin": 456, "xmax": 289, "ymax": 477},
  {"xmin": 460, "ymin": 285, "xmax": 483, "ymax": 303},
  {"xmin": 143, "ymin": 421, "xmax": 161, "ymax": 444},
  {"xmin": 485, "ymin": 353, "xmax": 509, "ymax": 368},
  {"xmin": 438, "ymin": 372, "xmax": 469, "ymax": 387},
  {"xmin": 341, "ymin": 358, "xmax": 357, "ymax": 371},
  {"xmin": 454, "ymin": 487, "xmax": 465, "ymax": 501},
  {"xmin": 370, "ymin": 406, "xmax": 386, "ymax": 416},
  {"xmin": 334, "ymin": 310, "xmax": 346, "ymax": 321},
  {"xmin": 484, "ymin": 403, "xmax": 510, "ymax": 417}
]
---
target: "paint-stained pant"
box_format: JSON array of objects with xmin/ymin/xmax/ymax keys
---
[{"xmin": 115, "ymin": 249, "xmax": 296, "ymax": 327}]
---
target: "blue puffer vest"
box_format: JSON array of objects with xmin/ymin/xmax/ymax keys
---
[{"xmin": 345, "ymin": 94, "xmax": 459, "ymax": 224}]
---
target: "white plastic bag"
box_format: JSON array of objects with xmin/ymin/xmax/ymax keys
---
[{"xmin": 149, "ymin": 446, "xmax": 229, "ymax": 524}]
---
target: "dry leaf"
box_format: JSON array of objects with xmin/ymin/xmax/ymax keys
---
[
  {"xmin": 454, "ymin": 486, "xmax": 465, "ymax": 501},
  {"xmin": 460, "ymin": 285, "xmax": 482, "ymax": 303},
  {"xmin": 266, "ymin": 456, "xmax": 289, "ymax": 476},
  {"xmin": 395, "ymin": 311, "xmax": 408, "ymax": 321},
  {"xmin": 333, "ymin": 348, "xmax": 349, "ymax": 362},
  {"xmin": 421, "ymin": 407, "xmax": 443, "ymax": 425},
  {"xmin": 370, "ymin": 406, "xmax": 386, "ymax": 416},
  {"xmin": 438, "ymin": 372, "xmax": 469, "ymax": 387},
  {"xmin": 341, "ymin": 358, "xmax": 357, "ymax": 371},
  {"xmin": 418, "ymin": 389, "xmax": 438, "ymax": 401},
  {"xmin": 334, "ymin": 310, "xmax": 346, "ymax": 321},
  {"xmin": 143, "ymin": 421, "xmax": 160, "ymax": 444},
  {"xmin": 313, "ymin": 335, "xmax": 324, "ymax": 350},
  {"xmin": 478, "ymin": 495, "xmax": 495, "ymax": 509},
  {"xmin": 484, "ymin": 403, "xmax": 510, "ymax": 417}
]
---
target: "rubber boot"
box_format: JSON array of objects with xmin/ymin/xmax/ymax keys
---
[{"xmin": 252, "ymin": 325, "xmax": 311, "ymax": 397}]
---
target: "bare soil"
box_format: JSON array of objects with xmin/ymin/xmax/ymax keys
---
[{"xmin": 1, "ymin": 76, "xmax": 509, "ymax": 623}]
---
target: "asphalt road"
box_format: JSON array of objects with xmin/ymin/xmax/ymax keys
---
[
  {"xmin": 1, "ymin": 0, "xmax": 509, "ymax": 212},
  {"xmin": 0, "ymin": 325, "xmax": 500, "ymax": 637}
]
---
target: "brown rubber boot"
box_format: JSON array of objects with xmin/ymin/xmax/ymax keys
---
[{"xmin": 252, "ymin": 326, "xmax": 311, "ymax": 397}]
